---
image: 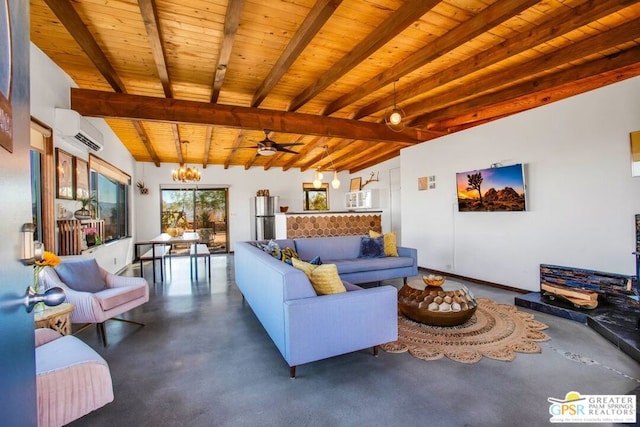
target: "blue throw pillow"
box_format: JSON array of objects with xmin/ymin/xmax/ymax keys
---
[
  {"xmin": 358, "ymin": 236, "xmax": 385, "ymax": 258},
  {"xmin": 309, "ymin": 256, "xmax": 323, "ymax": 265},
  {"xmin": 54, "ymin": 258, "xmax": 107, "ymax": 293}
]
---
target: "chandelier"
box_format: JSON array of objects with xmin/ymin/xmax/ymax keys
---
[
  {"xmin": 312, "ymin": 145, "xmax": 340, "ymax": 190},
  {"xmin": 172, "ymin": 141, "xmax": 201, "ymax": 182},
  {"xmin": 384, "ymin": 79, "xmax": 405, "ymax": 132}
]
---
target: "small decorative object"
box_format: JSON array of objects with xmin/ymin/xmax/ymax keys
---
[
  {"xmin": 360, "ymin": 171, "xmax": 379, "ymax": 189},
  {"xmin": 423, "ymin": 274, "xmax": 445, "ymax": 287},
  {"xmin": 75, "ymin": 195, "xmax": 96, "ymax": 220},
  {"xmin": 32, "ymin": 251, "xmax": 61, "ymax": 312},
  {"xmin": 136, "ymin": 181, "xmax": 149, "ymax": 195},
  {"xmin": 280, "ymin": 206, "xmax": 289, "ymax": 213},
  {"xmin": 84, "ymin": 227, "xmax": 98, "ymax": 247}
]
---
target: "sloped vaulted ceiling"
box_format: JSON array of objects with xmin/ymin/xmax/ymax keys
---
[{"xmin": 30, "ymin": 0, "xmax": 640, "ymax": 173}]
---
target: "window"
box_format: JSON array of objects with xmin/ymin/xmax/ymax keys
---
[
  {"xmin": 89, "ymin": 155, "xmax": 130, "ymax": 242},
  {"xmin": 30, "ymin": 120, "xmax": 55, "ymax": 251},
  {"xmin": 160, "ymin": 187, "xmax": 228, "ymax": 253},
  {"xmin": 302, "ymin": 182, "xmax": 329, "ymax": 210},
  {"xmin": 30, "ymin": 149, "xmax": 43, "ymax": 241}
]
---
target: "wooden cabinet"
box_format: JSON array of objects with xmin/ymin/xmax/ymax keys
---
[
  {"xmin": 57, "ymin": 219, "xmax": 105, "ymax": 255},
  {"xmin": 345, "ymin": 190, "xmax": 376, "ymax": 209}
]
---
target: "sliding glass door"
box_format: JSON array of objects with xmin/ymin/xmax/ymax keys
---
[{"xmin": 160, "ymin": 187, "xmax": 228, "ymax": 253}]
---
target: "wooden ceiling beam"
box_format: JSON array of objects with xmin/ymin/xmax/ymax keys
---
[
  {"xmin": 406, "ymin": 17, "xmax": 640, "ymax": 123},
  {"xmin": 281, "ymin": 136, "xmax": 326, "ymax": 171},
  {"xmin": 288, "ymin": 0, "xmax": 440, "ymax": 112},
  {"xmin": 171, "ymin": 126, "xmax": 183, "ymax": 164},
  {"xmin": 211, "ymin": 0, "xmax": 245, "ymax": 103},
  {"xmin": 325, "ymin": 0, "xmax": 540, "ymax": 116},
  {"xmin": 223, "ymin": 130, "xmax": 245, "ymax": 169},
  {"xmin": 70, "ymin": 89, "xmax": 442, "ymax": 144},
  {"xmin": 418, "ymin": 46, "xmax": 640, "ymax": 130},
  {"xmin": 137, "ymin": 0, "xmax": 183, "ymax": 163},
  {"xmin": 331, "ymin": 144, "xmax": 391, "ymax": 173},
  {"xmin": 252, "ymin": 0, "xmax": 342, "ymax": 107},
  {"xmin": 299, "ymin": 138, "xmax": 358, "ymax": 171},
  {"xmin": 244, "ymin": 151, "xmax": 260, "ymax": 170},
  {"xmin": 132, "ymin": 122, "xmax": 161, "ymax": 167},
  {"xmin": 137, "ymin": 0, "xmax": 172, "ymax": 98},
  {"xmin": 43, "ymin": 0, "xmax": 161, "ymax": 166},
  {"xmin": 354, "ymin": 0, "xmax": 638, "ymax": 120},
  {"xmin": 202, "ymin": 126, "xmax": 213, "ymax": 168},
  {"xmin": 349, "ymin": 148, "xmax": 401, "ymax": 174},
  {"xmin": 42, "ymin": 0, "xmax": 126, "ymax": 93}
]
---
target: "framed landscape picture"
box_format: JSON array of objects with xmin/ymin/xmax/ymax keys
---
[
  {"xmin": 56, "ymin": 148, "xmax": 74, "ymax": 199},
  {"xmin": 456, "ymin": 163, "xmax": 527, "ymax": 212}
]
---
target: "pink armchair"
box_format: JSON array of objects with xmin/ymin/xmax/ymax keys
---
[
  {"xmin": 36, "ymin": 328, "xmax": 114, "ymax": 426},
  {"xmin": 40, "ymin": 259, "xmax": 149, "ymax": 346}
]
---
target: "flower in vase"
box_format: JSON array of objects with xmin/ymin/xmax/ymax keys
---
[{"xmin": 33, "ymin": 251, "xmax": 61, "ymax": 307}]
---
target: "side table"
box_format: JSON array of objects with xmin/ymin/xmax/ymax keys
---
[{"xmin": 34, "ymin": 303, "xmax": 75, "ymax": 335}]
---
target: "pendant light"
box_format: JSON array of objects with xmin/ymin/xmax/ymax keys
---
[
  {"xmin": 171, "ymin": 141, "xmax": 201, "ymax": 182},
  {"xmin": 312, "ymin": 146, "xmax": 340, "ymax": 189},
  {"xmin": 385, "ymin": 79, "xmax": 405, "ymax": 132}
]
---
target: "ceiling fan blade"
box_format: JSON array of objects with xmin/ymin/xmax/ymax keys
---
[
  {"xmin": 276, "ymin": 142, "xmax": 304, "ymax": 147},
  {"xmin": 225, "ymin": 145, "xmax": 260, "ymax": 149},
  {"xmin": 278, "ymin": 147, "xmax": 299, "ymax": 154}
]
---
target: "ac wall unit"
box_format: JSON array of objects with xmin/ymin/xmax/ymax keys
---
[{"xmin": 55, "ymin": 108, "xmax": 104, "ymax": 152}]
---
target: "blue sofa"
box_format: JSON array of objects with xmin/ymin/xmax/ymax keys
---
[{"xmin": 234, "ymin": 236, "xmax": 417, "ymax": 377}]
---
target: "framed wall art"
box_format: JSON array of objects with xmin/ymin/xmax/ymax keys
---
[
  {"xmin": 456, "ymin": 163, "xmax": 527, "ymax": 212},
  {"xmin": 75, "ymin": 157, "xmax": 89, "ymax": 200},
  {"xmin": 56, "ymin": 148, "xmax": 74, "ymax": 199},
  {"xmin": 349, "ymin": 177, "xmax": 361, "ymax": 192}
]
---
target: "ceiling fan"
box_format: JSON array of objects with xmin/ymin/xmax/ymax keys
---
[{"xmin": 232, "ymin": 129, "xmax": 303, "ymax": 156}]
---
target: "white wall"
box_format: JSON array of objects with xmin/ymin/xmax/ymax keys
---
[
  {"xmin": 346, "ymin": 157, "xmax": 401, "ymax": 237},
  {"xmin": 30, "ymin": 43, "xmax": 138, "ymax": 273},
  {"xmin": 401, "ymin": 76, "xmax": 640, "ymax": 291}
]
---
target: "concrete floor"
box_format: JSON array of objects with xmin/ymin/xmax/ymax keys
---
[{"xmin": 69, "ymin": 255, "xmax": 639, "ymax": 427}]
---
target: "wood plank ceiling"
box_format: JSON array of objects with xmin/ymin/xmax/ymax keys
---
[{"xmin": 30, "ymin": 0, "xmax": 640, "ymax": 174}]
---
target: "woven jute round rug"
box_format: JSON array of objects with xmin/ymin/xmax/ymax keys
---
[{"xmin": 381, "ymin": 297, "xmax": 550, "ymax": 363}]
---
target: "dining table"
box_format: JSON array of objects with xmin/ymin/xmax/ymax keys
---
[{"xmin": 148, "ymin": 232, "xmax": 201, "ymax": 282}]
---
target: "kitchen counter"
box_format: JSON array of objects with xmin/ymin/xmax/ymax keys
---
[{"xmin": 275, "ymin": 210, "xmax": 382, "ymax": 239}]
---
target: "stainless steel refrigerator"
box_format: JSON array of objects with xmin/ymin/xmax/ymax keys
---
[{"xmin": 250, "ymin": 196, "xmax": 279, "ymax": 240}]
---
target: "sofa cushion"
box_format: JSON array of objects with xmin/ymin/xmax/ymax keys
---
[
  {"xmin": 358, "ymin": 236, "xmax": 385, "ymax": 258},
  {"xmin": 294, "ymin": 236, "xmax": 362, "ymax": 261},
  {"xmin": 54, "ymin": 259, "xmax": 107, "ymax": 293},
  {"xmin": 292, "ymin": 259, "xmax": 346, "ymax": 295},
  {"xmin": 369, "ymin": 230, "xmax": 399, "ymax": 257},
  {"xmin": 330, "ymin": 257, "xmax": 415, "ymax": 274},
  {"xmin": 95, "ymin": 285, "xmax": 147, "ymax": 311}
]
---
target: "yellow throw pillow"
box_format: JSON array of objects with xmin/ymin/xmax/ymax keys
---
[
  {"xmin": 292, "ymin": 258, "xmax": 315, "ymax": 278},
  {"xmin": 308, "ymin": 264, "xmax": 346, "ymax": 295},
  {"xmin": 292, "ymin": 259, "xmax": 346, "ymax": 295},
  {"xmin": 369, "ymin": 230, "xmax": 399, "ymax": 257}
]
